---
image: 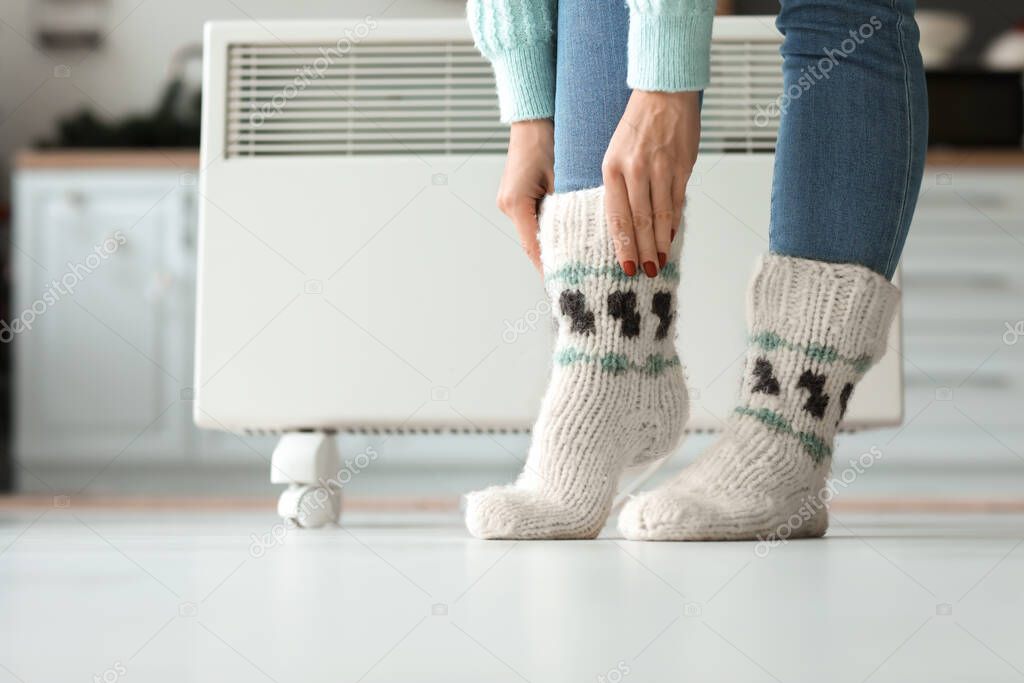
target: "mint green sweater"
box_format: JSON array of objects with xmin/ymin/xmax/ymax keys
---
[{"xmin": 467, "ymin": 0, "xmax": 716, "ymax": 122}]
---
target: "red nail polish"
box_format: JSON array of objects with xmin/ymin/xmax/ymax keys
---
[
  {"xmin": 622, "ymin": 261, "xmax": 637, "ymax": 277},
  {"xmin": 658, "ymin": 252, "xmax": 667, "ymax": 268},
  {"xmin": 643, "ymin": 261, "xmax": 657, "ymax": 277}
]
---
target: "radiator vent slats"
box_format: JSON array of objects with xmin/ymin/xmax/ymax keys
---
[
  {"xmin": 225, "ymin": 37, "xmax": 783, "ymax": 159},
  {"xmin": 700, "ymin": 39, "xmax": 784, "ymax": 153},
  {"xmin": 225, "ymin": 41, "xmax": 505, "ymax": 157}
]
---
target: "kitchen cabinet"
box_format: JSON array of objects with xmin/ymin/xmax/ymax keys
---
[
  {"xmin": 12, "ymin": 152, "xmax": 272, "ymax": 468},
  {"xmin": 876, "ymin": 162, "xmax": 1024, "ymax": 465}
]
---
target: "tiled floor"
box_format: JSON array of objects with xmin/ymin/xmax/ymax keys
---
[{"xmin": 2, "ymin": 505, "xmax": 1023, "ymax": 682}]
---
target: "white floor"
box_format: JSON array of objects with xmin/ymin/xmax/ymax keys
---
[{"xmin": 2, "ymin": 507, "xmax": 1023, "ymax": 683}]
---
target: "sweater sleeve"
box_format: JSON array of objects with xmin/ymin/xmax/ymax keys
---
[
  {"xmin": 626, "ymin": 0, "xmax": 716, "ymax": 92},
  {"xmin": 467, "ymin": 0, "xmax": 556, "ymax": 123}
]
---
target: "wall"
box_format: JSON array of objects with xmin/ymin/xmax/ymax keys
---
[{"xmin": 0, "ymin": 0, "xmax": 463, "ymax": 202}]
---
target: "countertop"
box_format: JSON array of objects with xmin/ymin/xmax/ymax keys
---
[{"xmin": 14, "ymin": 149, "xmax": 200, "ymax": 169}]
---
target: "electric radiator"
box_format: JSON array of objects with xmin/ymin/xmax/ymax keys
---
[{"xmin": 194, "ymin": 17, "xmax": 903, "ymax": 439}]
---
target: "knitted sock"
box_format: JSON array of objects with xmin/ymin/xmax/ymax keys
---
[
  {"xmin": 619, "ymin": 254, "xmax": 899, "ymax": 541},
  {"xmin": 465, "ymin": 187, "xmax": 689, "ymax": 540}
]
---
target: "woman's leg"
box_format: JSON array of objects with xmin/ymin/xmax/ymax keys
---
[
  {"xmin": 552, "ymin": 0, "xmax": 630, "ymax": 193},
  {"xmin": 465, "ymin": 0, "xmax": 688, "ymax": 540},
  {"xmin": 770, "ymin": 0, "xmax": 927, "ymax": 279},
  {"xmin": 618, "ymin": 0, "xmax": 923, "ymax": 541}
]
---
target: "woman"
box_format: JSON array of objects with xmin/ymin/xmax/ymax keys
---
[{"xmin": 464, "ymin": 0, "xmax": 926, "ymax": 541}]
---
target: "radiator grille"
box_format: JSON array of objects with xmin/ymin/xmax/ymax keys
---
[
  {"xmin": 224, "ymin": 36, "xmax": 783, "ymax": 158},
  {"xmin": 225, "ymin": 42, "xmax": 507, "ymax": 157},
  {"xmin": 702, "ymin": 39, "xmax": 784, "ymax": 153}
]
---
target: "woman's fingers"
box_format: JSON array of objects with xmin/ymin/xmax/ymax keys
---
[
  {"xmin": 510, "ymin": 198, "xmax": 543, "ymax": 274},
  {"xmin": 498, "ymin": 119, "xmax": 554, "ymax": 274},
  {"xmin": 603, "ymin": 90, "xmax": 699, "ymax": 275},
  {"xmin": 604, "ymin": 173, "xmax": 638, "ymax": 276},
  {"xmin": 651, "ymin": 169, "xmax": 675, "ymax": 265},
  {"xmin": 671, "ymin": 173, "xmax": 688, "ymax": 242},
  {"xmin": 625, "ymin": 173, "xmax": 658, "ymax": 277}
]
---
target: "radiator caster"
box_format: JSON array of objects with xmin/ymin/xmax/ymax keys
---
[
  {"xmin": 277, "ymin": 483, "xmax": 341, "ymax": 529},
  {"xmin": 271, "ymin": 432, "xmax": 342, "ymax": 528}
]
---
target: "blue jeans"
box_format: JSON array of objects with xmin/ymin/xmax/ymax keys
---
[{"xmin": 553, "ymin": 0, "xmax": 927, "ymax": 279}]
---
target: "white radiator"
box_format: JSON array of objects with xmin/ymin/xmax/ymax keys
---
[{"xmin": 194, "ymin": 17, "xmax": 902, "ymax": 524}]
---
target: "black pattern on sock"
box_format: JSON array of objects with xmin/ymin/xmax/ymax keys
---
[
  {"xmin": 752, "ymin": 358, "xmax": 781, "ymax": 395},
  {"xmin": 607, "ymin": 291, "xmax": 641, "ymax": 338},
  {"xmin": 559, "ymin": 290, "xmax": 595, "ymax": 335},
  {"xmin": 797, "ymin": 370, "xmax": 829, "ymax": 419},
  {"xmin": 836, "ymin": 382, "xmax": 854, "ymax": 425},
  {"xmin": 651, "ymin": 291, "xmax": 673, "ymax": 340}
]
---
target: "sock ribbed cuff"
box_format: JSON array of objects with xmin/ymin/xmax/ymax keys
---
[
  {"xmin": 538, "ymin": 187, "xmax": 684, "ymax": 275},
  {"xmin": 538, "ymin": 188, "xmax": 617, "ymax": 272},
  {"xmin": 747, "ymin": 254, "xmax": 900, "ymax": 369}
]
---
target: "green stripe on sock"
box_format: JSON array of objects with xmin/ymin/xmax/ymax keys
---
[
  {"xmin": 554, "ymin": 347, "xmax": 587, "ymax": 366},
  {"xmin": 556, "ymin": 347, "xmax": 681, "ymax": 376},
  {"xmin": 545, "ymin": 262, "xmax": 680, "ymax": 286},
  {"xmin": 601, "ymin": 353, "xmax": 629, "ymax": 374},
  {"xmin": 733, "ymin": 406, "xmax": 832, "ymax": 463},
  {"xmin": 749, "ymin": 331, "xmax": 872, "ymax": 373}
]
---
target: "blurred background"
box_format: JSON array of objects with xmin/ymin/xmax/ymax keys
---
[
  {"xmin": 1, "ymin": 0, "xmax": 1023, "ymax": 506},
  {"xmin": 1, "ymin": 3, "xmax": 1023, "ymax": 681}
]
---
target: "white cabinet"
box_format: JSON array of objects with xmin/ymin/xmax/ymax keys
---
[
  {"xmin": 892, "ymin": 166, "xmax": 1024, "ymax": 465},
  {"xmin": 12, "ymin": 165, "xmax": 271, "ymax": 467}
]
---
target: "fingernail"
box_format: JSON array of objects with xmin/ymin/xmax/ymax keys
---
[
  {"xmin": 658, "ymin": 252, "xmax": 667, "ymax": 268},
  {"xmin": 643, "ymin": 261, "xmax": 657, "ymax": 278},
  {"xmin": 622, "ymin": 261, "xmax": 636, "ymax": 277}
]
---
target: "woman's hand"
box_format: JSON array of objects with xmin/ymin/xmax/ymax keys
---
[
  {"xmin": 602, "ymin": 90, "xmax": 700, "ymax": 276},
  {"xmin": 497, "ymin": 119, "xmax": 555, "ymax": 274}
]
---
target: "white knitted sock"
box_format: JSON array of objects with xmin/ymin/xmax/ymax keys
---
[
  {"xmin": 465, "ymin": 187, "xmax": 689, "ymax": 539},
  {"xmin": 619, "ymin": 254, "xmax": 899, "ymax": 541}
]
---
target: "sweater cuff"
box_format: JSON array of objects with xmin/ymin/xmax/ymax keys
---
[
  {"xmin": 627, "ymin": 11, "xmax": 714, "ymax": 92},
  {"xmin": 490, "ymin": 43, "xmax": 556, "ymax": 123}
]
